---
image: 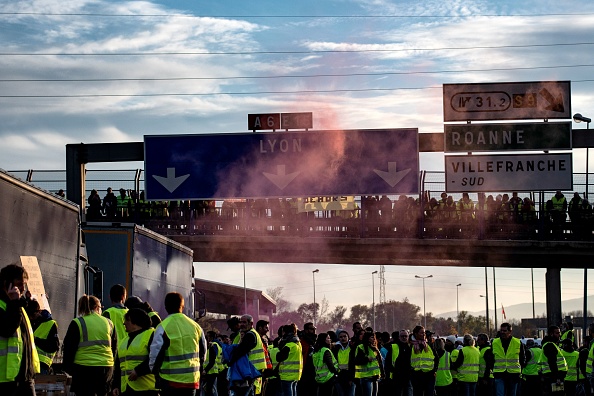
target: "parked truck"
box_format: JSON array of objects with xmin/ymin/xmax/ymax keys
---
[
  {"xmin": 82, "ymin": 222, "xmax": 196, "ymax": 319},
  {"xmin": 0, "ymin": 168, "xmax": 200, "ymax": 344}
]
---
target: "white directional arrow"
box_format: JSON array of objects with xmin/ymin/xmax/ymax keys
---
[
  {"xmin": 152, "ymin": 168, "xmax": 190, "ymax": 193},
  {"xmin": 263, "ymin": 165, "xmax": 301, "ymax": 190},
  {"xmin": 373, "ymin": 162, "xmax": 411, "ymax": 187}
]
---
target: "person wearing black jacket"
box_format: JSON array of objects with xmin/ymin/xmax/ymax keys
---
[
  {"xmin": 385, "ymin": 330, "xmax": 412, "ymax": 396},
  {"xmin": 0, "ymin": 264, "xmax": 39, "ymax": 396}
]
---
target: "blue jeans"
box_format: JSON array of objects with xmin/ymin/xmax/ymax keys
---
[
  {"xmin": 335, "ymin": 380, "xmax": 356, "ymax": 396},
  {"xmin": 494, "ymin": 377, "xmax": 518, "ymax": 396},
  {"xmin": 202, "ymin": 374, "xmax": 219, "ymax": 396},
  {"xmin": 360, "ymin": 378, "xmax": 378, "ymax": 396},
  {"xmin": 280, "ymin": 380, "xmax": 298, "ymax": 396},
  {"xmin": 458, "ymin": 381, "xmax": 477, "ymax": 396}
]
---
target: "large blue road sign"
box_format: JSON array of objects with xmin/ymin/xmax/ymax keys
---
[{"xmin": 144, "ymin": 128, "xmax": 419, "ymax": 200}]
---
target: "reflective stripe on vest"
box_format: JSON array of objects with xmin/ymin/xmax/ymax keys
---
[
  {"xmin": 0, "ymin": 300, "xmax": 40, "ymax": 382},
  {"xmin": 541, "ymin": 342, "xmax": 567, "ymax": 374},
  {"xmin": 492, "ymin": 338, "xmax": 521, "ymax": 374},
  {"xmin": 337, "ymin": 346, "xmax": 350, "ymax": 370},
  {"xmin": 74, "ymin": 313, "xmax": 114, "ymax": 366},
  {"xmin": 436, "ymin": 351, "xmax": 453, "ymax": 387},
  {"xmin": 159, "ymin": 313, "xmax": 202, "ymax": 384},
  {"xmin": 522, "ymin": 347, "xmax": 543, "ymax": 376},
  {"xmin": 313, "ymin": 347, "xmax": 339, "ymax": 383},
  {"xmin": 104, "ymin": 306, "xmax": 128, "ymax": 344},
  {"xmin": 244, "ymin": 328, "xmax": 267, "ymax": 371},
  {"xmin": 479, "ymin": 346, "xmax": 493, "ymax": 378},
  {"xmin": 457, "ymin": 346, "xmax": 480, "ymax": 383},
  {"xmin": 205, "ymin": 342, "xmax": 223, "ymax": 374},
  {"xmin": 118, "ymin": 328, "xmax": 156, "ymax": 392},
  {"xmin": 354, "ymin": 344, "xmax": 380, "ymax": 379},
  {"xmin": 33, "ymin": 320, "xmax": 57, "ymax": 367},
  {"xmin": 279, "ymin": 342, "xmax": 303, "ymax": 381},
  {"xmin": 389, "ymin": 344, "xmax": 400, "ymax": 379},
  {"xmin": 587, "ymin": 343, "xmax": 594, "ymax": 375},
  {"xmin": 411, "ymin": 347, "xmax": 435, "ymax": 372},
  {"xmin": 562, "ymin": 350, "xmax": 579, "ymax": 382}
]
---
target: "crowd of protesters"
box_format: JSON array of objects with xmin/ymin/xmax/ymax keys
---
[{"xmin": 84, "ymin": 188, "xmax": 593, "ymax": 240}]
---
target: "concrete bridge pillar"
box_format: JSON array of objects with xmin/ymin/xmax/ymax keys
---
[{"xmin": 546, "ymin": 267, "xmax": 562, "ymax": 328}]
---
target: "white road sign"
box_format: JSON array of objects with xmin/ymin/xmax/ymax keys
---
[
  {"xmin": 445, "ymin": 153, "xmax": 573, "ymax": 192},
  {"xmin": 443, "ymin": 81, "xmax": 571, "ymax": 121}
]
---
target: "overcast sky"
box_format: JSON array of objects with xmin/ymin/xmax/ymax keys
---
[{"xmin": 2, "ymin": 0, "xmax": 594, "ymax": 318}]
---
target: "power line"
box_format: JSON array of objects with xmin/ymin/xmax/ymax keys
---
[
  {"xmin": 2, "ymin": 12, "xmax": 593, "ymax": 18},
  {"xmin": 2, "ymin": 63, "xmax": 593, "ymax": 83},
  {"xmin": 2, "ymin": 42, "xmax": 593, "ymax": 56},
  {"xmin": 2, "ymin": 80, "xmax": 594, "ymax": 98}
]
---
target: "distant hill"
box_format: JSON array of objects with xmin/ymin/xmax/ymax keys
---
[{"xmin": 436, "ymin": 295, "xmax": 594, "ymax": 321}]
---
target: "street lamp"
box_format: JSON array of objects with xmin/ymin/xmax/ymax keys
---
[
  {"xmin": 415, "ymin": 275, "xmax": 433, "ymax": 329},
  {"xmin": 574, "ymin": 113, "xmax": 592, "ymax": 199},
  {"xmin": 312, "ymin": 269, "xmax": 319, "ymax": 326},
  {"xmin": 479, "ymin": 295, "xmax": 489, "ymax": 334},
  {"xmin": 372, "ymin": 270, "xmax": 378, "ymax": 330},
  {"xmin": 456, "ymin": 283, "xmax": 462, "ymax": 334}
]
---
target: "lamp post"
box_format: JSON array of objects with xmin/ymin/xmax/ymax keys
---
[
  {"xmin": 372, "ymin": 270, "xmax": 378, "ymax": 330},
  {"xmin": 480, "ymin": 295, "xmax": 488, "ymax": 334},
  {"xmin": 415, "ymin": 275, "xmax": 433, "ymax": 329},
  {"xmin": 574, "ymin": 113, "xmax": 592, "ymax": 198},
  {"xmin": 312, "ymin": 269, "xmax": 319, "ymax": 326},
  {"xmin": 456, "ymin": 283, "xmax": 462, "ymax": 334}
]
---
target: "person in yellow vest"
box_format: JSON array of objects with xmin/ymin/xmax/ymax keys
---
[
  {"xmin": 202, "ymin": 331, "xmax": 223, "ymax": 396},
  {"xmin": 445, "ymin": 335, "xmax": 460, "ymax": 388},
  {"xmin": 0, "ymin": 264, "xmax": 40, "ymax": 396},
  {"xmin": 112, "ymin": 308, "xmax": 157, "ymax": 396},
  {"xmin": 560, "ymin": 338, "xmax": 580, "ymax": 396},
  {"xmin": 353, "ymin": 331, "xmax": 384, "ymax": 396},
  {"xmin": 491, "ymin": 323, "xmax": 525, "ymax": 396},
  {"xmin": 433, "ymin": 338, "xmax": 453, "ymax": 396},
  {"xmin": 561, "ymin": 322, "xmax": 576, "ymax": 348},
  {"xmin": 409, "ymin": 325, "xmax": 438, "ymax": 396},
  {"xmin": 541, "ymin": 326, "xmax": 567, "ymax": 395},
  {"xmin": 332, "ymin": 330, "xmax": 356, "ymax": 396},
  {"xmin": 476, "ymin": 333, "xmax": 493, "ymax": 396},
  {"xmin": 276, "ymin": 323, "xmax": 303, "ymax": 396},
  {"xmin": 384, "ymin": 329, "xmax": 412, "ymax": 396},
  {"xmin": 103, "ymin": 284, "xmax": 129, "ymax": 345},
  {"xmin": 450, "ymin": 334, "xmax": 480, "ymax": 396},
  {"xmin": 313, "ymin": 332, "xmax": 340, "ymax": 395},
  {"xmin": 26, "ymin": 299, "xmax": 59, "ymax": 375},
  {"xmin": 63, "ymin": 294, "xmax": 117, "ymax": 396},
  {"xmin": 520, "ymin": 339, "xmax": 542, "ymax": 396},
  {"xmin": 149, "ymin": 292, "xmax": 206, "ymax": 396},
  {"xmin": 228, "ymin": 314, "xmax": 267, "ymax": 396}
]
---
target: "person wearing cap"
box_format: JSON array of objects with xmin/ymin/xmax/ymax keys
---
[
  {"xmin": 450, "ymin": 334, "xmax": 480, "ymax": 396},
  {"xmin": 445, "ymin": 335, "xmax": 460, "ymax": 387},
  {"xmin": 491, "ymin": 322, "xmax": 526, "ymax": 396},
  {"xmin": 520, "ymin": 338, "xmax": 542, "ymax": 396},
  {"xmin": 26, "ymin": 299, "xmax": 59, "ymax": 374},
  {"xmin": 560, "ymin": 338, "xmax": 579, "ymax": 396},
  {"xmin": 113, "ymin": 308, "xmax": 157, "ymax": 396},
  {"xmin": 476, "ymin": 333, "xmax": 493, "ymax": 396},
  {"xmin": 541, "ymin": 326, "xmax": 567, "ymax": 395},
  {"xmin": 125, "ymin": 295, "xmax": 161, "ymax": 328},
  {"xmin": 104, "ymin": 284, "xmax": 129, "ymax": 344}
]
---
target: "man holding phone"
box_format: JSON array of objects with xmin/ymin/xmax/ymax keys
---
[{"xmin": 0, "ymin": 263, "xmax": 40, "ymax": 396}]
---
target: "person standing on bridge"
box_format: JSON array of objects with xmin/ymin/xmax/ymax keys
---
[
  {"xmin": 491, "ymin": 323, "xmax": 525, "ymax": 396},
  {"xmin": 551, "ymin": 191, "xmax": 568, "ymax": 239}
]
